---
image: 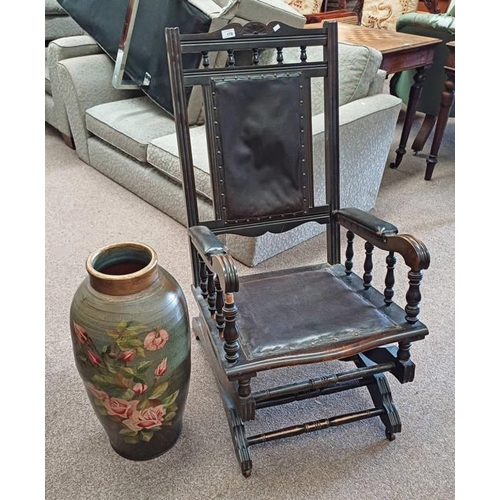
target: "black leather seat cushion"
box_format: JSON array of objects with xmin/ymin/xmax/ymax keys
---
[{"xmin": 236, "ymin": 266, "xmax": 401, "ymax": 360}]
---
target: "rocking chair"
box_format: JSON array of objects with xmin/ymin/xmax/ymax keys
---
[{"xmin": 165, "ymin": 21, "xmax": 430, "ymax": 477}]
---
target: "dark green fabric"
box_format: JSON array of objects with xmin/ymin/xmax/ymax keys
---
[{"xmin": 393, "ymin": 12, "xmax": 455, "ymax": 117}]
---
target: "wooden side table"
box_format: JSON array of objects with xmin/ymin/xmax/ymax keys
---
[{"xmin": 424, "ymin": 41, "xmax": 455, "ymax": 180}]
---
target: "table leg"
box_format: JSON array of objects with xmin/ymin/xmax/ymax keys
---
[
  {"xmin": 411, "ymin": 114, "xmax": 437, "ymax": 153},
  {"xmin": 425, "ymin": 71, "xmax": 455, "ymax": 181},
  {"xmin": 390, "ymin": 66, "xmax": 426, "ymax": 169}
]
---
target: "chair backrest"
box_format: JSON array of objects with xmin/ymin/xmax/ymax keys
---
[{"xmin": 166, "ymin": 21, "xmax": 342, "ymax": 263}]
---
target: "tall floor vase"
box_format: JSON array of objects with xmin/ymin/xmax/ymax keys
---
[{"xmin": 69, "ymin": 242, "xmax": 190, "ymax": 460}]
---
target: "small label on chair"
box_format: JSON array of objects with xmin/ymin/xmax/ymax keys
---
[
  {"xmin": 142, "ymin": 72, "xmax": 151, "ymax": 86},
  {"xmin": 221, "ymin": 28, "xmax": 236, "ymax": 39},
  {"xmin": 273, "ymin": 24, "xmax": 281, "ymax": 32}
]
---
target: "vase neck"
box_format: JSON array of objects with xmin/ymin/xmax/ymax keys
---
[{"xmin": 86, "ymin": 242, "xmax": 159, "ymax": 296}]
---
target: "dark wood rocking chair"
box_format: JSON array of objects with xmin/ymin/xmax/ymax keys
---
[{"xmin": 165, "ymin": 20, "xmax": 430, "ymax": 477}]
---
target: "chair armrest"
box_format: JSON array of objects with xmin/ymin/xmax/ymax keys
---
[
  {"xmin": 335, "ymin": 208, "xmax": 430, "ymax": 271},
  {"xmin": 189, "ymin": 225, "xmax": 227, "ymax": 256},
  {"xmin": 188, "ymin": 226, "xmax": 239, "ymax": 293},
  {"xmin": 336, "ymin": 207, "xmax": 398, "ymax": 239},
  {"xmin": 47, "ymin": 35, "xmax": 104, "ymax": 137}
]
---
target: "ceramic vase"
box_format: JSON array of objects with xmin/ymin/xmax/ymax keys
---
[{"xmin": 69, "ymin": 242, "xmax": 190, "ymax": 460}]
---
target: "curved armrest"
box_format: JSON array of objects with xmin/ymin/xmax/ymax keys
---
[
  {"xmin": 188, "ymin": 226, "xmax": 239, "ymax": 293},
  {"xmin": 335, "ymin": 208, "xmax": 430, "ymax": 271},
  {"xmin": 335, "ymin": 207, "xmax": 398, "ymax": 240},
  {"xmin": 189, "ymin": 225, "xmax": 226, "ymax": 256}
]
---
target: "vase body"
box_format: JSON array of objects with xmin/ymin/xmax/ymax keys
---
[{"xmin": 69, "ymin": 242, "xmax": 190, "ymax": 460}]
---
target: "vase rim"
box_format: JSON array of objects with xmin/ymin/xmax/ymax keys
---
[{"xmin": 86, "ymin": 242, "xmax": 159, "ymax": 295}]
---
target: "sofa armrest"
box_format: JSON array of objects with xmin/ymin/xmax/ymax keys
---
[
  {"xmin": 57, "ymin": 53, "xmax": 142, "ymax": 163},
  {"xmin": 47, "ymin": 35, "xmax": 102, "ymax": 64},
  {"xmin": 367, "ymin": 69, "xmax": 387, "ymax": 96},
  {"xmin": 47, "ymin": 35, "xmax": 104, "ymax": 137},
  {"xmin": 396, "ymin": 12, "xmax": 455, "ymax": 34}
]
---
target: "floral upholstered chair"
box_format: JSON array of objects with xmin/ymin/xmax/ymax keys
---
[
  {"xmin": 358, "ymin": 0, "xmax": 420, "ymax": 30},
  {"xmin": 302, "ymin": 1, "xmax": 440, "ymax": 29},
  {"xmin": 285, "ymin": 0, "xmax": 323, "ymax": 15}
]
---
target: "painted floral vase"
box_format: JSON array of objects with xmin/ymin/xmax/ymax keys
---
[{"xmin": 69, "ymin": 242, "xmax": 190, "ymax": 460}]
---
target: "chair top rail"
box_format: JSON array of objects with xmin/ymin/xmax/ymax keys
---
[{"xmin": 177, "ymin": 21, "xmax": 328, "ymax": 54}]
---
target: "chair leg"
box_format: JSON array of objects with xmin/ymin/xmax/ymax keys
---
[
  {"xmin": 192, "ymin": 316, "xmax": 253, "ymax": 477},
  {"xmin": 355, "ymin": 355, "xmax": 401, "ymax": 440},
  {"xmin": 228, "ymin": 409, "xmax": 252, "ymax": 477},
  {"xmin": 411, "ymin": 114, "xmax": 437, "ymax": 154}
]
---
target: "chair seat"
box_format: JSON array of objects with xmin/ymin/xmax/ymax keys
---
[{"xmin": 195, "ymin": 264, "xmax": 428, "ymax": 377}]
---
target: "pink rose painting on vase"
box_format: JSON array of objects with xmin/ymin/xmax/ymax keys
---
[{"xmin": 72, "ymin": 320, "xmax": 179, "ymax": 445}]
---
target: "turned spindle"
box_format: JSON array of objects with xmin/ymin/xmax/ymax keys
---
[
  {"xmin": 384, "ymin": 251, "xmax": 396, "ymax": 305},
  {"xmin": 276, "ymin": 47, "xmax": 284, "ymax": 65},
  {"xmin": 215, "ymin": 275, "xmax": 225, "ymax": 338},
  {"xmin": 405, "ymin": 269, "xmax": 423, "ymax": 323},
  {"xmin": 207, "ymin": 269, "xmax": 216, "ymax": 318},
  {"xmin": 199, "ymin": 259, "xmax": 208, "ymax": 300},
  {"xmin": 223, "ymin": 293, "xmax": 240, "ymax": 362},
  {"xmin": 201, "ymin": 51, "xmax": 210, "ymax": 68},
  {"xmin": 300, "ymin": 45, "xmax": 307, "ymax": 63},
  {"xmin": 345, "ymin": 230, "xmax": 354, "ymax": 275},
  {"xmin": 363, "ymin": 242, "xmax": 374, "ymax": 289},
  {"xmin": 252, "ymin": 48, "xmax": 260, "ymax": 65}
]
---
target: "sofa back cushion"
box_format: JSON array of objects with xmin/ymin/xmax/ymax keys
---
[{"xmin": 258, "ymin": 42, "xmax": 382, "ymax": 116}]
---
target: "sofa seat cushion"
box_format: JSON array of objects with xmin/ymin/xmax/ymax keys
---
[
  {"xmin": 86, "ymin": 97, "xmax": 177, "ymax": 162},
  {"xmin": 147, "ymin": 126, "xmax": 213, "ymax": 201}
]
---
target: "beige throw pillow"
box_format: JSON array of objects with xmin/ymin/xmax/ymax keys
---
[
  {"xmin": 361, "ymin": 0, "xmax": 419, "ymax": 31},
  {"xmin": 286, "ymin": 0, "xmax": 322, "ymax": 15}
]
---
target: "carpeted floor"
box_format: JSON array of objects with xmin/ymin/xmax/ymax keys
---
[{"xmin": 45, "ymin": 109, "xmax": 454, "ymax": 499}]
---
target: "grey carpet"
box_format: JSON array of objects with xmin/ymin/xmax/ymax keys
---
[{"xmin": 45, "ymin": 109, "xmax": 454, "ymax": 499}]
